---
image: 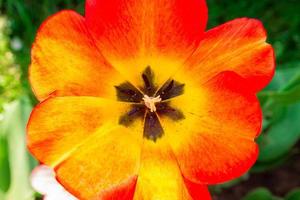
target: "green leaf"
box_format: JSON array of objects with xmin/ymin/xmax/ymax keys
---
[
  {"xmin": 0, "ymin": 136, "xmax": 10, "ymax": 192},
  {"xmin": 242, "ymin": 188, "xmax": 274, "ymax": 200},
  {"xmin": 252, "ymin": 153, "xmax": 290, "ymax": 173},
  {"xmin": 263, "ymin": 64, "xmax": 300, "ymax": 92},
  {"xmin": 285, "ymin": 188, "xmax": 300, "ymax": 200},
  {"xmin": 283, "ymin": 71, "xmax": 300, "ymax": 91},
  {"xmin": 261, "ymin": 104, "xmax": 286, "ymax": 131},
  {"xmin": 259, "ymin": 85, "xmax": 300, "ymax": 105},
  {"xmin": 258, "ymin": 103, "xmax": 300, "ymax": 162},
  {"xmin": 259, "ymin": 66, "xmax": 300, "ymax": 107},
  {"xmin": 258, "ymin": 65, "xmax": 300, "ymax": 164}
]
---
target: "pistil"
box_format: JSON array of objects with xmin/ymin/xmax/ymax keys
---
[{"xmin": 143, "ymin": 95, "xmax": 162, "ymax": 112}]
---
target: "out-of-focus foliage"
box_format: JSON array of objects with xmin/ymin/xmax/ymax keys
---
[
  {"xmin": 242, "ymin": 188, "xmax": 300, "ymax": 200},
  {"xmin": 0, "ymin": 0, "xmax": 84, "ymax": 83},
  {"xmin": 242, "ymin": 188, "xmax": 276, "ymax": 200},
  {"xmin": 254, "ymin": 71, "xmax": 300, "ymax": 172},
  {"xmin": 285, "ymin": 189, "xmax": 300, "ymax": 200},
  {"xmin": 0, "ymin": 16, "xmax": 21, "ymax": 113},
  {"xmin": 0, "ymin": 0, "xmax": 299, "ymax": 199},
  {"xmin": 0, "ymin": 97, "xmax": 35, "ymax": 200}
]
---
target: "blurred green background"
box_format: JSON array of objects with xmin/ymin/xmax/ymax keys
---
[{"xmin": 0, "ymin": 0, "xmax": 300, "ymax": 200}]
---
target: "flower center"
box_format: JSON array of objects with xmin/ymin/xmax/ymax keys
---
[
  {"xmin": 142, "ymin": 95, "xmax": 162, "ymax": 112},
  {"xmin": 115, "ymin": 66, "xmax": 185, "ymax": 141}
]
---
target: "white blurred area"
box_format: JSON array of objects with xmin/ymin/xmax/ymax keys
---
[{"xmin": 31, "ymin": 165, "xmax": 78, "ymax": 200}]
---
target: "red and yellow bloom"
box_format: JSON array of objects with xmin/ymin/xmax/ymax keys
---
[{"xmin": 27, "ymin": 0, "xmax": 275, "ymax": 199}]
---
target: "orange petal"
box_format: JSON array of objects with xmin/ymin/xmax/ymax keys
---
[
  {"xmin": 133, "ymin": 139, "xmax": 211, "ymax": 200},
  {"xmin": 30, "ymin": 10, "xmax": 123, "ymax": 101},
  {"xmin": 27, "ymin": 97, "xmax": 143, "ymax": 199},
  {"xmin": 27, "ymin": 96, "xmax": 141, "ymax": 167},
  {"xmin": 85, "ymin": 0, "xmax": 208, "ymax": 86},
  {"xmin": 161, "ymin": 71, "xmax": 261, "ymax": 184},
  {"xmin": 55, "ymin": 126, "xmax": 142, "ymax": 200},
  {"xmin": 178, "ymin": 18, "xmax": 275, "ymax": 92}
]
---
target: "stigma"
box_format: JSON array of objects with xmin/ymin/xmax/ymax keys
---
[{"xmin": 143, "ymin": 95, "xmax": 162, "ymax": 112}]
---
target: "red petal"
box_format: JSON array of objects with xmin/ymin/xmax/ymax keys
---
[
  {"xmin": 184, "ymin": 178, "xmax": 212, "ymax": 200},
  {"xmin": 85, "ymin": 0, "xmax": 208, "ymax": 86},
  {"xmin": 179, "ymin": 18, "xmax": 275, "ymax": 92}
]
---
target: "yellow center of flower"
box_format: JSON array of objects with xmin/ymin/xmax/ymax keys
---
[
  {"xmin": 115, "ymin": 66, "xmax": 185, "ymax": 141},
  {"xmin": 142, "ymin": 95, "xmax": 162, "ymax": 112}
]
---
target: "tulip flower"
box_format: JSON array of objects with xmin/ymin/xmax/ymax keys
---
[{"xmin": 27, "ymin": 0, "xmax": 275, "ymax": 199}]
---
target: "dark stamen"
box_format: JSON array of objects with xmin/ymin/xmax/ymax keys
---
[
  {"xmin": 115, "ymin": 82, "xmax": 144, "ymax": 103},
  {"xmin": 144, "ymin": 111, "xmax": 164, "ymax": 141},
  {"xmin": 156, "ymin": 79, "xmax": 185, "ymax": 100},
  {"xmin": 163, "ymin": 80, "xmax": 174, "ymax": 94},
  {"xmin": 119, "ymin": 105, "xmax": 145, "ymax": 126},
  {"xmin": 141, "ymin": 66, "xmax": 156, "ymax": 96},
  {"xmin": 156, "ymin": 103, "xmax": 185, "ymax": 121},
  {"xmin": 142, "ymin": 74, "xmax": 151, "ymax": 91}
]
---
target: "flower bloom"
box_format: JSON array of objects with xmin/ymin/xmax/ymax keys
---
[
  {"xmin": 31, "ymin": 165, "xmax": 77, "ymax": 200},
  {"xmin": 27, "ymin": 0, "xmax": 275, "ymax": 199}
]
